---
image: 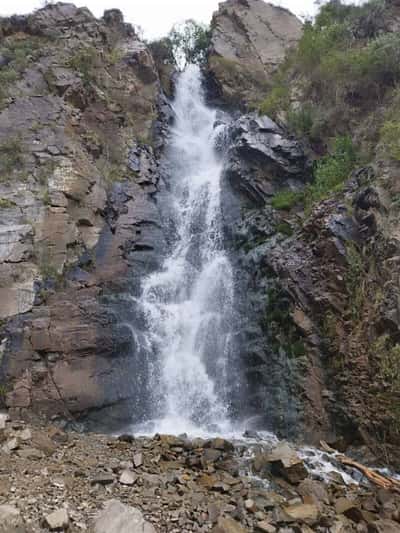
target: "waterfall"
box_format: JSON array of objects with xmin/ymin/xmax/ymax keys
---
[{"xmin": 133, "ymin": 65, "xmax": 235, "ymax": 436}]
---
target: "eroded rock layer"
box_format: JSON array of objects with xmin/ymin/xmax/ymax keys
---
[{"xmin": 0, "ymin": 3, "xmax": 167, "ymax": 426}]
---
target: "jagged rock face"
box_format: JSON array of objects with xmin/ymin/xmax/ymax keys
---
[
  {"xmin": 218, "ymin": 114, "xmax": 311, "ymax": 438},
  {"xmin": 225, "ymin": 114, "xmax": 309, "ymax": 205},
  {"xmin": 222, "ymin": 108, "xmax": 400, "ymax": 454},
  {"xmin": 0, "ymin": 3, "xmax": 167, "ymax": 425},
  {"xmin": 208, "ymin": 0, "xmax": 302, "ymax": 107}
]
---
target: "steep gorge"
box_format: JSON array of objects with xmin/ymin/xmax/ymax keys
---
[
  {"xmin": 1, "ymin": 1, "xmax": 400, "ymax": 532},
  {"xmin": 0, "ymin": 0, "xmax": 399, "ymax": 480}
]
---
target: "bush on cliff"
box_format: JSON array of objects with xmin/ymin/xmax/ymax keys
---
[
  {"xmin": 272, "ymin": 135, "xmax": 358, "ymax": 211},
  {"xmin": 260, "ymin": 0, "xmax": 398, "ymax": 143}
]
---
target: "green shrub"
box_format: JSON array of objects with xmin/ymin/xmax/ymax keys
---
[
  {"xmin": 345, "ymin": 242, "xmax": 365, "ymax": 320},
  {"xmin": 287, "ymin": 105, "xmax": 315, "ymax": 137},
  {"xmin": 305, "ymin": 135, "xmax": 358, "ymax": 207},
  {"xmin": 381, "ymin": 119, "xmax": 400, "ymax": 161},
  {"xmin": 0, "ymin": 136, "xmax": 23, "ymax": 179},
  {"xmin": 271, "ymin": 189, "xmax": 303, "ymax": 210},
  {"xmin": 0, "ymin": 198, "xmax": 16, "ymax": 208},
  {"xmin": 272, "ymin": 136, "xmax": 358, "ymax": 213},
  {"xmin": 373, "ymin": 335, "xmax": 400, "ymax": 392},
  {"xmin": 259, "ymin": 86, "xmax": 289, "ymax": 118},
  {"xmin": 276, "ymin": 221, "xmax": 294, "ymax": 237},
  {"xmin": 68, "ymin": 46, "xmax": 99, "ymax": 85}
]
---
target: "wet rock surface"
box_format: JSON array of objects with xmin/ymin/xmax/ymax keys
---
[
  {"xmin": 0, "ymin": 3, "xmax": 167, "ymax": 426},
  {"xmin": 0, "ymin": 417, "xmax": 399, "ymax": 532}
]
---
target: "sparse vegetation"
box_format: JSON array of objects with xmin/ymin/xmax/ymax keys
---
[
  {"xmin": 381, "ymin": 118, "xmax": 400, "ymax": 161},
  {"xmin": 345, "ymin": 242, "xmax": 365, "ymax": 321},
  {"xmin": 258, "ymin": 0, "xmax": 399, "ymax": 152},
  {"xmin": 271, "ymin": 189, "xmax": 303, "ymax": 211},
  {"xmin": 0, "ymin": 36, "xmax": 44, "ymax": 107},
  {"xmin": 305, "ymin": 135, "xmax": 358, "ymax": 208},
  {"xmin": 272, "ymin": 136, "xmax": 358, "ymax": 213},
  {"xmin": 259, "ymin": 86, "xmax": 289, "ymax": 118},
  {"xmin": 68, "ymin": 46, "xmax": 99, "ymax": 86},
  {"xmin": 373, "ymin": 335, "xmax": 400, "ymax": 392},
  {"xmin": 276, "ymin": 221, "xmax": 294, "ymax": 237},
  {"xmin": 0, "ymin": 136, "xmax": 24, "ymax": 180},
  {"xmin": 264, "ymin": 285, "xmax": 308, "ymax": 361},
  {"xmin": 0, "ymin": 198, "xmax": 16, "ymax": 208}
]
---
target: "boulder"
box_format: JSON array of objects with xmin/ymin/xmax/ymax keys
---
[
  {"xmin": 0, "ymin": 412, "xmax": 8, "ymax": 430},
  {"xmin": 225, "ymin": 114, "xmax": 308, "ymax": 206},
  {"xmin": 262, "ymin": 443, "xmax": 308, "ymax": 484},
  {"xmin": 212, "ymin": 516, "xmax": 249, "ymax": 533},
  {"xmin": 119, "ymin": 470, "xmax": 138, "ymax": 486},
  {"xmin": 92, "ymin": 499, "xmax": 156, "ymax": 533},
  {"xmin": 43, "ymin": 509, "xmax": 69, "ymax": 531},
  {"xmin": 255, "ymin": 522, "xmax": 276, "ymax": 533},
  {"xmin": 283, "ymin": 503, "xmax": 319, "ymax": 522},
  {"xmin": 0, "ymin": 504, "xmax": 25, "ymax": 532},
  {"xmin": 208, "ymin": 0, "xmax": 303, "ymax": 106}
]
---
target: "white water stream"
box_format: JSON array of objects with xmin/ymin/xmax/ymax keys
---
[
  {"xmin": 134, "ymin": 65, "xmax": 235, "ymax": 436},
  {"xmin": 125, "ymin": 66, "xmax": 394, "ymax": 487}
]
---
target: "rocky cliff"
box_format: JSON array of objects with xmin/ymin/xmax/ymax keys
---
[
  {"xmin": 207, "ymin": 0, "xmax": 302, "ymax": 107},
  {"xmin": 1, "ymin": 0, "xmax": 400, "ymax": 469},
  {"xmin": 0, "ymin": 3, "xmax": 168, "ymax": 427},
  {"xmin": 207, "ymin": 0, "xmax": 400, "ymax": 466}
]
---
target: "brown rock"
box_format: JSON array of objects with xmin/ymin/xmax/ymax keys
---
[
  {"xmin": 209, "ymin": 0, "xmax": 302, "ymax": 105},
  {"xmin": 264, "ymin": 443, "xmax": 308, "ymax": 484},
  {"xmin": 283, "ymin": 503, "xmax": 319, "ymax": 522},
  {"xmin": 368, "ymin": 519, "xmax": 400, "ymax": 532},
  {"xmin": 212, "ymin": 516, "xmax": 249, "ymax": 533},
  {"xmin": 255, "ymin": 522, "xmax": 276, "ymax": 533}
]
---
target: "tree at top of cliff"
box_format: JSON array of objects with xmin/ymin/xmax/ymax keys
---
[{"xmin": 150, "ymin": 20, "xmax": 211, "ymax": 70}]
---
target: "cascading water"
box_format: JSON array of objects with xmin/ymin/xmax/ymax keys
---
[{"xmin": 134, "ymin": 65, "xmax": 236, "ymax": 436}]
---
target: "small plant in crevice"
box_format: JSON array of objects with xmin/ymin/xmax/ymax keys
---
[
  {"xmin": 0, "ymin": 35, "xmax": 45, "ymax": 107},
  {"xmin": 68, "ymin": 46, "xmax": 100, "ymax": 86},
  {"xmin": 0, "ymin": 383, "xmax": 10, "ymax": 406},
  {"xmin": 372, "ymin": 335, "xmax": 400, "ymax": 393},
  {"xmin": 0, "ymin": 136, "xmax": 24, "ymax": 180},
  {"xmin": 276, "ymin": 221, "xmax": 294, "ymax": 237},
  {"xmin": 271, "ymin": 135, "xmax": 359, "ymax": 214},
  {"xmin": 264, "ymin": 284, "xmax": 308, "ymax": 362},
  {"xmin": 271, "ymin": 189, "xmax": 304, "ymax": 211},
  {"xmin": 345, "ymin": 242, "xmax": 365, "ymax": 321},
  {"xmin": 0, "ymin": 198, "xmax": 16, "ymax": 208}
]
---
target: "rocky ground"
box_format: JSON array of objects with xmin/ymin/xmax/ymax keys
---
[{"xmin": 1, "ymin": 414, "xmax": 399, "ymax": 532}]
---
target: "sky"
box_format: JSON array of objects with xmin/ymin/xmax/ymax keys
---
[{"xmin": 1, "ymin": 0, "xmax": 320, "ymax": 39}]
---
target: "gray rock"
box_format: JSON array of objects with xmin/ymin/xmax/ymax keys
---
[
  {"xmin": 92, "ymin": 499, "xmax": 156, "ymax": 533},
  {"xmin": 208, "ymin": 0, "xmax": 302, "ymax": 105},
  {"xmin": 44, "ymin": 509, "xmax": 69, "ymax": 531},
  {"xmin": 133, "ymin": 452, "xmax": 143, "ymax": 468},
  {"xmin": 264, "ymin": 443, "xmax": 308, "ymax": 484},
  {"xmin": 0, "ymin": 413, "xmax": 8, "ymax": 430},
  {"xmin": 119, "ymin": 470, "xmax": 138, "ymax": 486},
  {"xmin": 2, "ymin": 437, "xmax": 19, "ymax": 453},
  {"xmin": 91, "ymin": 474, "xmax": 115, "ymax": 486},
  {"xmin": 0, "ymin": 505, "xmax": 24, "ymax": 531},
  {"xmin": 224, "ymin": 113, "xmax": 308, "ymax": 206}
]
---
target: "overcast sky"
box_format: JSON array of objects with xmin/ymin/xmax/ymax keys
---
[
  {"xmin": 0, "ymin": 0, "xmax": 321, "ymax": 39},
  {"xmin": 1, "ymin": 1, "xmax": 366, "ymax": 39}
]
